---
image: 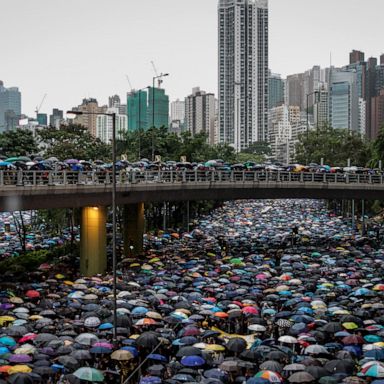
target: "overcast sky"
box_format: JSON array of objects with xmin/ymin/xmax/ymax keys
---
[{"xmin": 1, "ymin": 0, "xmax": 384, "ymax": 117}]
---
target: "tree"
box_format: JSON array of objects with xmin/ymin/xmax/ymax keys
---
[
  {"xmin": 371, "ymin": 125, "xmax": 384, "ymax": 168},
  {"xmin": 0, "ymin": 129, "xmax": 38, "ymax": 158},
  {"xmin": 295, "ymin": 124, "xmax": 372, "ymax": 166},
  {"xmin": 38, "ymin": 124, "xmax": 111, "ymax": 161},
  {"xmin": 242, "ymin": 141, "xmax": 272, "ymax": 156}
]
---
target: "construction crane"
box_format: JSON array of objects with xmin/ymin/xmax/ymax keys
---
[
  {"xmin": 35, "ymin": 94, "xmax": 47, "ymax": 116},
  {"xmin": 151, "ymin": 61, "xmax": 166, "ymax": 88},
  {"xmin": 125, "ymin": 75, "xmax": 133, "ymax": 92}
]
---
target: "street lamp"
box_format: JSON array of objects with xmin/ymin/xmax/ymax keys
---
[
  {"xmin": 66, "ymin": 109, "xmax": 118, "ymax": 341},
  {"xmin": 151, "ymin": 73, "xmax": 169, "ymax": 160}
]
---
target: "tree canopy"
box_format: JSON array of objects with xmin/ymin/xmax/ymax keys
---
[
  {"xmin": 38, "ymin": 124, "xmax": 111, "ymax": 161},
  {"xmin": 116, "ymin": 127, "xmax": 237, "ymax": 163},
  {"xmin": 0, "ymin": 129, "xmax": 38, "ymax": 158},
  {"xmin": 295, "ymin": 124, "xmax": 372, "ymax": 166}
]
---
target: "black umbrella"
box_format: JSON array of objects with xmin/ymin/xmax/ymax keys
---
[
  {"xmin": 7, "ymin": 374, "xmax": 33, "ymax": 384},
  {"xmin": 305, "ymin": 365, "xmax": 329, "ymax": 379},
  {"xmin": 136, "ymin": 331, "xmax": 160, "ymax": 348},
  {"xmin": 176, "ymin": 347, "xmax": 202, "ymax": 357},
  {"xmin": 58, "ymin": 355, "xmax": 80, "ymax": 370},
  {"xmin": 324, "ymin": 359, "xmax": 355, "ymax": 374},
  {"xmin": 226, "ymin": 338, "xmax": 247, "ymax": 353}
]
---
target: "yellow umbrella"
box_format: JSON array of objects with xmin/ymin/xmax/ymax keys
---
[
  {"xmin": 0, "ymin": 316, "xmax": 15, "ymax": 325},
  {"xmin": 129, "ymin": 334, "xmax": 140, "ymax": 339},
  {"xmin": 130, "ymin": 263, "xmax": 140, "ymax": 268},
  {"xmin": 28, "ymin": 315, "xmax": 43, "ymax": 321},
  {"xmin": 55, "ymin": 274, "xmax": 65, "ymax": 279},
  {"xmin": 8, "ymin": 365, "xmax": 32, "ymax": 374},
  {"xmin": 64, "ymin": 280, "xmax": 74, "ymax": 286},
  {"xmin": 342, "ymin": 322, "xmax": 358, "ymax": 330},
  {"xmin": 14, "ymin": 344, "xmax": 36, "ymax": 354},
  {"xmin": 205, "ymin": 344, "xmax": 226, "ymax": 352},
  {"xmin": 149, "ymin": 258, "xmax": 160, "ymax": 263},
  {"xmin": 9, "ymin": 297, "xmax": 23, "ymax": 304}
]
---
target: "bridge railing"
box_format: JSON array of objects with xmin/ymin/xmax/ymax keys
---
[{"xmin": 0, "ymin": 170, "xmax": 383, "ymax": 186}]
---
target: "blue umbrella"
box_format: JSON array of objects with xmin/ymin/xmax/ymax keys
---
[
  {"xmin": 0, "ymin": 346, "xmax": 9, "ymax": 354},
  {"xmin": 99, "ymin": 323, "xmax": 113, "ymax": 330},
  {"xmin": 148, "ymin": 354, "xmax": 168, "ymax": 363},
  {"xmin": 364, "ymin": 349, "xmax": 384, "ymax": 360},
  {"xmin": 90, "ymin": 347, "xmax": 112, "ymax": 354},
  {"xmin": 132, "ymin": 307, "xmax": 149, "ymax": 315},
  {"xmin": 139, "ymin": 377, "xmax": 162, "ymax": 384},
  {"xmin": 121, "ymin": 346, "xmax": 139, "ymax": 357},
  {"xmin": 180, "ymin": 355, "xmax": 205, "ymax": 367}
]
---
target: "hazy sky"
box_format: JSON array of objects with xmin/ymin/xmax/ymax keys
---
[{"xmin": 2, "ymin": 0, "xmax": 384, "ymax": 117}]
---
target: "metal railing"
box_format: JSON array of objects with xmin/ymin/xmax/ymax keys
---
[{"xmin": 0, "ymin": 170, "xmax": 383, "ymax": 187}]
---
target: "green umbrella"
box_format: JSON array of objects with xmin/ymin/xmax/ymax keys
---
[
  {"xmin": 319, "ymin": 376, "xmax": 338, "ymax": 384},
  {"xmin": 4, "ymin": 157, "xmax": 19, "ymax": 163},
  {"xmin": 73, "ymin": 367, "xmax": 104, "ymax": 382},
  {"xmin": 230, "ymin": 258, "xmax": 243, "ymax": 265}
]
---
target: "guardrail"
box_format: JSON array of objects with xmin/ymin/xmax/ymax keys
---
[{"xmin": 0, "ymin": 170, "xmax": 383, "ymax": 187}]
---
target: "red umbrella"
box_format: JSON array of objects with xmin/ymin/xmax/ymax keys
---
[
  {"xmin": 342, "ymin": 335, "xmax": 365, "ymax": 345},
  {"xmin": 242, "ymin": 307, "xmax": 259, "ymax": 315},
  {"xmin": 25, "ymin": 290, "xmax": 40, "ymax": 298},
  {"xmin": 19, "ymin": 334, "xmax": 37, "ymax": 343}
]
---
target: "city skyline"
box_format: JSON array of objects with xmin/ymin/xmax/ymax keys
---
[{"xmin": 2, "ymin": 0, "xmax": 384, "ymax": 117}]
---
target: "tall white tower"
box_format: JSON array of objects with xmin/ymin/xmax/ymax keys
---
[{"xmin": 218, "ymin": 0, "xmax": 269, "ymax": 152}]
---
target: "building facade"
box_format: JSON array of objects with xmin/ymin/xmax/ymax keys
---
[
  {"xmin": 146, "ymin": 87, "xmax": 169, "ymax": 129},
  {"xmin": 0, "ymin": 81, "xmax": 21, "ymax": 132},
  {"xmin": 127, "ymin": 90, "xmax": 148, "ymax": 131},
  {"xmin": 49, "ymin": 108, "xmax": 63, "ymax": 128},
  {"xmin": 329, "ymin": 69, "xmax": 359, "ymax": 132},
  {"xmin": 268, "ymin": 105, "xmax": 300, "ymax": 164},
  {"xmin": 96, "ymin": 108, "xmax": 127, "ymax": 144},
  {"xmin": 185, "ymin": 87, "xmax": 216, "ymax": 144},
  {"xmin": 371, "ymin": 89, "xmax": 384, "ymax": 139},
  {"xmin": 218, "ymin": 0, "xmax": 269, "ymax": 151},
  {"xmin": 268, "ymin": 72, "xmax": 285, "ymax": 109},
  {"xmin": 72, "ymin": 98, "xmax": 107, "ymax": 137},
  {"xmin": 170, "ymin": 99, "xmax": 185, "ymax": 124}
]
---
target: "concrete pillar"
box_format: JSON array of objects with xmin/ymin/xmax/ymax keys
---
[
  {"xmin": 123, "ymin": 203, "xmax": 145, "ymax": 256},
  {"xmin": 80, "ymin": 206, "xmax": 107, "ymax": 276}
]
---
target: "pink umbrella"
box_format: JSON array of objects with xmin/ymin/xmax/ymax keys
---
[{"xmin": 92, "ymin": 342, "xmax": 114, "ymax": 349}]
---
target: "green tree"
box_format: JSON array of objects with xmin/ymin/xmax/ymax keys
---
[
  {"xmin": 371, "ymin": 125, "xmax": 384, "ymax": 168},
  {"xmin": 0, "ymin": 129, "xmax": 38, "ymax": 158},
  {"xmin": 38, "ymin": 124, "xmax": 111, "ymax": 161},
  {"xmin": 295, "ymin": 124, "xmax": 372, "ymax": 166}
]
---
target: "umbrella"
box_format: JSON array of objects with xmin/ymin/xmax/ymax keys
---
[
  {"xmin": 73, "ymin": 367, "xmax": 104, "ymax": 382},
  {"xmin": 180, "ymin": 355, "xmax": 205, "ymax": 367},
  {"xmin": 227, "ymin": 337, "xmax": 247, "ymax": 353},
  {"xmin": 254, "ymin": 370, "xmax": 283, "ymax": 383},
  {"xmin": 136, "ymin": 332, "xmax": 159, "ymax": 348},
  {"xmin": 7, "ymin": 373, "xmax": 34, "ymax": 384},
  {"xmin": 288, "ymin": 372, "xmax": 315, "ymax": 383},
  {"xmin": 111, "ymin": 350, "xmax": 134, "ymax": 361},
  {"xmin": 75, "ymin": 333, "xmax": 99, "ymax": 346}
]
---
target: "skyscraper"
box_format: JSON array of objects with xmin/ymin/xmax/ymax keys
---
[
  {"xmin": 49, "ymin": 108, "xmax": 63, "ymax": 128},
  {"xmin": 0, "ymin": 81, "xmax": 21, "ymax": 132},
  {"xmin": 147, "ymin": 87, "xmax": 169, "ymax": 129},
  {"xmin": 218, "ymin": 0, "xmax": 269, "ymax": 152},
  {"xmin": 170, "ymin": 99, "xmax": 185, "ymax": 125},
  {"xmin": 185, "ymin": 87, "xmax": 216, "ymax": 144},
  {"xmin": 329, "ymin": 69, "xmax": 359, "ymax": 132},
  {"xmin": 268, "ymin": 72, "xmax": 285, "ymax": 109},
  {"xmin": 127, "ymin": 90, "xmax": 148, "ymax": 131}
]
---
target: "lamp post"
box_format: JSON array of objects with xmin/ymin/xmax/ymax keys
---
[
  {"xmin": 151, "ymin": 73, "xmax": 169, "ymax": 160},
  {"xmin": 66, "ymin": 109, "xmax": 118, "ymax": 341}
]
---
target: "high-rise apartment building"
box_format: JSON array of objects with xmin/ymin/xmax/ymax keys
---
[
  {"xmin": 218, "ymin": 0, "xmax": 269, "ymax": 151},
  {"xmin": 269, "ymin": 72, "xmax": 285, "ymax": 109},
  {"xmin": 350, "ymin": 50, "xmax": 365, "ymax": 65},
  {"xmin": 170, "ymin": 99, "xmax": 185, "ymax": 125},
  {"xmin": 268, "ymin": 105, "xmax": 300, "ymax": 164},
  {"xmin": 185, "ymin": 87, "xmax": 216, "ymax": 144},
  {"xmin": 313, "ymin": 87, "xmax": 329, "ymax": 128},
  {"xmin": 72, "ymin": 98, "xmax": 107, "ymax": 137},
  {"xmin": 127, "ymin": 90, "xmax": 148, "ymax": 131},
  {"xmin": 96, "ymin": 107, "xmax": 127, "ymax": 144},
  {"xmin": 147, "ymin": 87, "xmax": 169, "ymax": 129},
  {"xmin": 0, "ymin": 81, "xmax": 21, "ymax": 132},
  {"xmin": 37, "ymin": 113, "xmax": 48, "ymax": 126}
]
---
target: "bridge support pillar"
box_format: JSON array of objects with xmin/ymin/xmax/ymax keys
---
[
  {"xmin": 123, "ymin": 203, "xmax": 144, "ymax": 257},
  {"xmin": 80, "ymin": 206, "xmax": 107, "ymax": 276}
]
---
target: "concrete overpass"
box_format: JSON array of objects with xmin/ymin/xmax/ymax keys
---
[{"xmin": 0, "ymin": 170, "xmax": 382, "ymax": 275}]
